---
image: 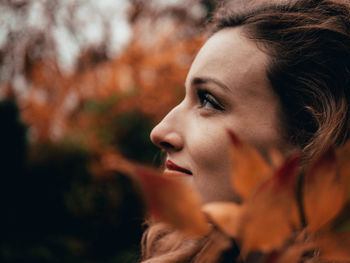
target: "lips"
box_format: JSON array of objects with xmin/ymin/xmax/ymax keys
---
[{"xmin": 165, "ymin": 160, "xmax": 192, "ymax": 176}]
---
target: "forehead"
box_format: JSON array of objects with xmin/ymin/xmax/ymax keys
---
[{"xmin": 186, "ymin": 27, "xmax": 270, "ymax": 97}]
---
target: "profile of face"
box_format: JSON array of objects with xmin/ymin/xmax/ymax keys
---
[{"xmin": 150, "ymin": 27, "xmax": 294, "ymax": 203}]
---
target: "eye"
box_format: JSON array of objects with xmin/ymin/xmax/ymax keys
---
[{"xmin": 197, "ymin": 89, "xmax": 224, "ymax": 111}]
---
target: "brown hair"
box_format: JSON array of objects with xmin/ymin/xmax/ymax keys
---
[
  {"xmin": 142, "ymin": 0, "xmax": 350, "ymax": 262},
  {"xmin": 141, "ymin": 221, "xmax": 236, "ymax": 263},
  {"xmin": 213, "ymin": 0, "xmax": 350, "ymax": 163}
]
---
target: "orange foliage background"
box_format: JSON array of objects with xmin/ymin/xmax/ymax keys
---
[
  {"xmin": 21, "ymin": 31, "xmax": 204, "ymax": 144},
  {"xmin": 0, "ymin": 1, "xmax": 213, "ymax": 262}
]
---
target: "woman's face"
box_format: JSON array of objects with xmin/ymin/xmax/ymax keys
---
[{"xmin": 150, "ymin": 27, "xmax": 293, "ymax": 203}]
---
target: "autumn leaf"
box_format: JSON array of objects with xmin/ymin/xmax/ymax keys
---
[
  {"xmin": 202, "ymin": 201, "xmax": 243, "ymax": 238},
  {"xmin": 303, "ymin": 147, "xmax": 347, "ymax": 234},
  {"xmin": 264, "ymin": 230, "xmax": 316, "ymax": 263},
  {"xmin": 275, "ymin": 246, "xmax": 307, "ymax": 263},
  {"xmin": 228, "ymin": 130, "xmax": 272, "ymax": 201},
  {"xmin": 238, "ymin": 154, "xmax": 301, "ymax": 255},
  {"xmin": 135, "ymin": 169, "xmax": 209, "ymax": 236},
  {"xmin": 337, "ymin": 141, "xmax": 350, "ymax": 199},
  {"xmin": 100, "ymin": 151, "xmax": 137, "ymax": 176},
  {"xmin": 315, "ymin": 230, "xmax": 350, "ymax": 262},
  {"xmin": 266, "ymin": 244, "xmax": 313, "ymax": 263}
]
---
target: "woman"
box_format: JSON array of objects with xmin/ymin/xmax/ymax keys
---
[{"xmin": 142, "ymin": 0, "xmax": 350, "ymax": 262}]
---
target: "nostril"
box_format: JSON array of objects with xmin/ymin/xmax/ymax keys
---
[{"xmin": 160, "ymin": 142, "xmax": 175, "ymax": 149}]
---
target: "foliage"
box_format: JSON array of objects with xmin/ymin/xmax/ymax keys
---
[
  {"xmin": 0, "ymin": 4, "xmax": 207, "ymax": 260},
  {"xmin": 0, "ymin": 1, "xmax": 222, "ymax": 262},
  {"xmin": 131, "ymin": 131, "xmax": 350, "ymax": 263},
  {"xmin": 0, "ymin": 100, "xmax": 145, "ymax": 263}
]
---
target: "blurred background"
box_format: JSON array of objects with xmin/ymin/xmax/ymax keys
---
[{"xmin": 0, "ymin": 0, "xmax": 222, "ymax": 262}]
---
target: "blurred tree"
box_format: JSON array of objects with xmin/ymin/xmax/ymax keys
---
[
  {"xmin": 0, "ymin": 99, "xmax": 28, "ymax": 243},
  {"xmin": 0, "ymin": 0, "xmax": 212, "ymax": 143},
  {"xmin": 0, "ymin": 1, "xmax": 222, "ymax": 262},
  {"xmin": 0, "ymin": 100, "xmax": 144, "ymax": 263}
]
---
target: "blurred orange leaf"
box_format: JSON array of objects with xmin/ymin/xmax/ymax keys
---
[
  {"xmin": 316, "ymin": 230, "xmax": 350, "ymax": 262},
  {"xmin": 271, "ymin": 243, "xmax": 314, "ymax": 263},
  {"xmin": 303, "ymin": 147, "xmax": 347, "ymax": 234},
  {"xmin": 202, "ymin": 202, "xmax": 243, "ymax": 238},
  {"xmin": 135, "ymin": 169, "xmax": 209, "ymax": 236},
  {"xmin": 337, "ymin": 142, "xmax": 350, "ymax": 199},
  {"xmin": 238, "ymin": 154, "xmax": 301, "ymax": 255},
  {"xmin": 228, "ymin": 130, "xmax": 272, "ymax": 201},
  {"xmin": 276, "ymin": 246, "xmax": 308, "ymax": 263}
]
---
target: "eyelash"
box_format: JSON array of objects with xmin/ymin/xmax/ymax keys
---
[{"xmin": 197, "ymin": 89, "xmax": 224, "ymax": 111}]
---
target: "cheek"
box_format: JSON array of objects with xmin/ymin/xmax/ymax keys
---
[
  {"xmin": 190, "ymin": 125, "xmax": 230, "ymax": 174},
  {"xmin": 187, "ymin": 123, "xmax": 237, "ymax": 202}
]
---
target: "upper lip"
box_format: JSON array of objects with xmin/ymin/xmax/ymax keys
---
[{"xmin": 166, "ymin": 160, "xmax": 192, "ymax": 175}]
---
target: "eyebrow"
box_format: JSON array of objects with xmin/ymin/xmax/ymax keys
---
[{"xmin": 191, "ymin": 77, "xmax": 230, "ymax": 92}]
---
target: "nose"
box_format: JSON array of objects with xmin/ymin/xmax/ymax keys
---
[{"xmin": 150, "ymin": 106, "xmax": 184, "ymax": 152}]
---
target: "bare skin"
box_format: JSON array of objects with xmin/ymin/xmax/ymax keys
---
[{"xmin": 150, "ymin": 27, "xmax": 294, "ymax": 203}]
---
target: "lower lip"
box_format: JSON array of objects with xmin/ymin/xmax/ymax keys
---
[{"xmin": 163, "ymin": 169, "xmax": 192, "ymax": 177}]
